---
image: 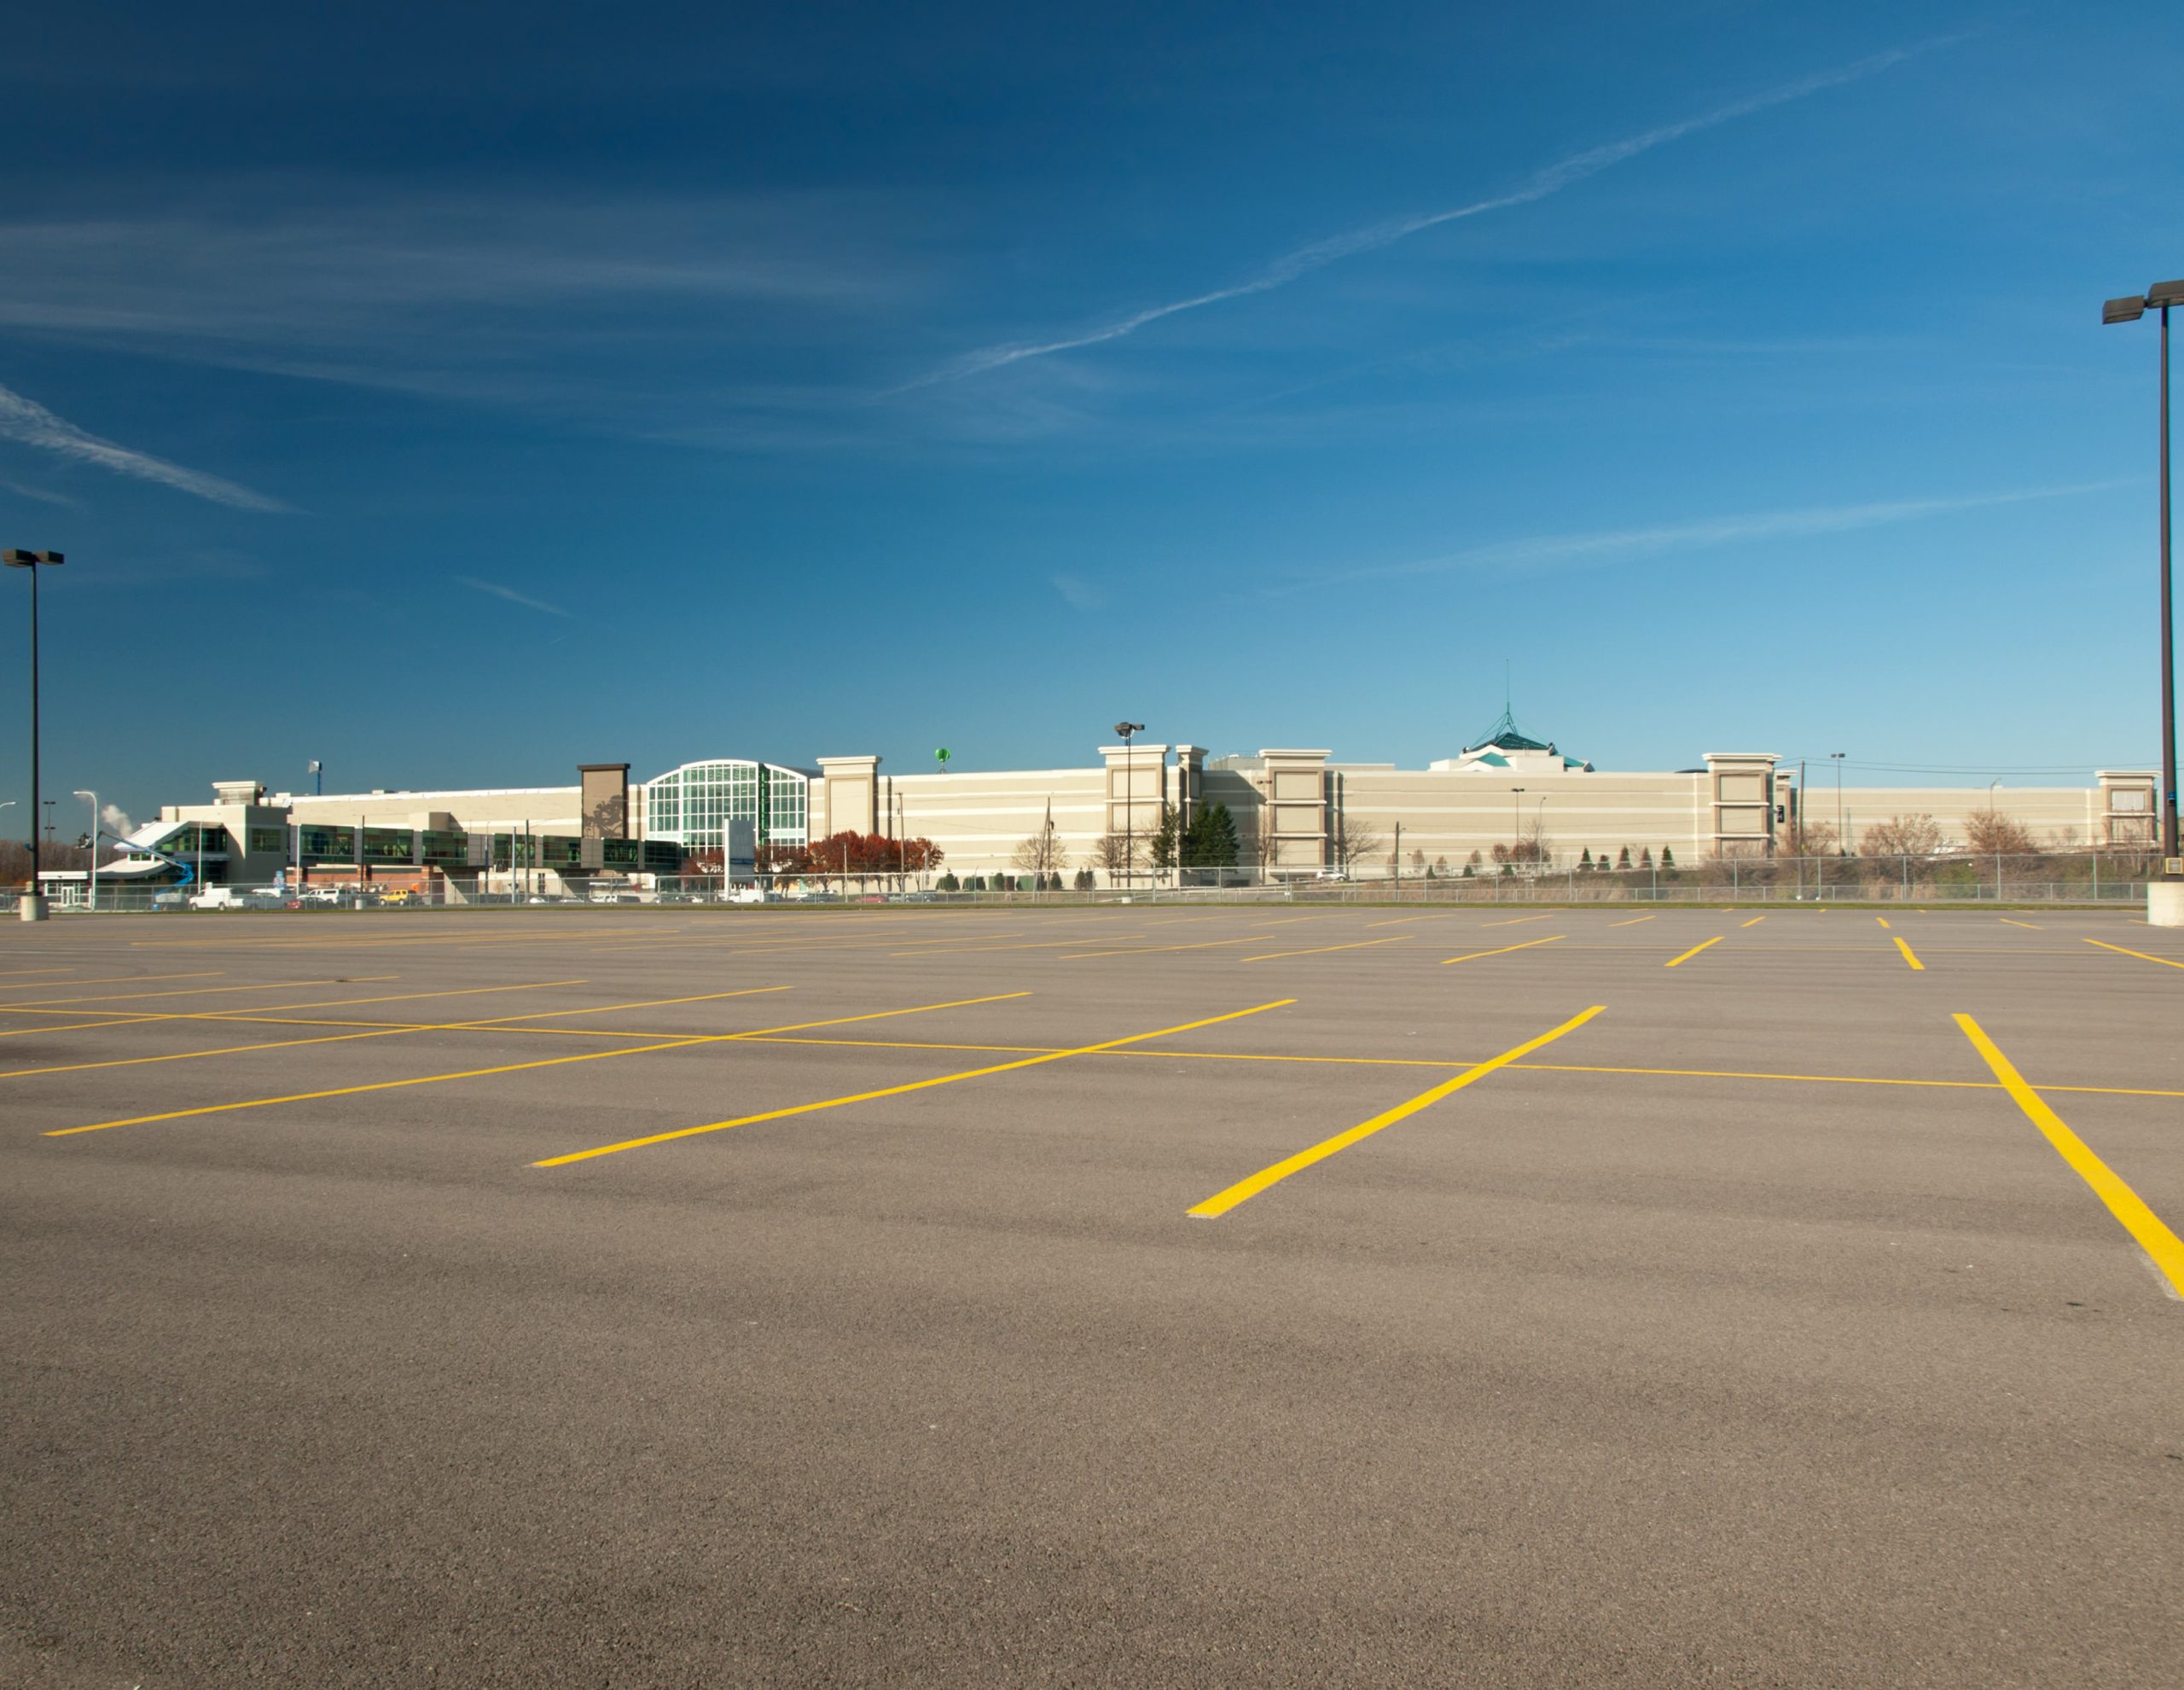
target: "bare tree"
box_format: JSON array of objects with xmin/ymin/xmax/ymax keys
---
[
  {"xmin": 1088, "ymin": 832, "xmax": 1144, "ymax": 884},
  {"xmin": 1859, "ymin": 813, "xmax": 1945, "ymax": 858},
  {"xmin": 1011, "ymin": 816, "xmax": 1068, "ymax": 877},
  {"xmin": 1780, "ymin": 816, "xmax": 1839, "ymax": 857},
  {"xmin": 1327, "ymin": 809, "xmax": 1383, "ymax": 875},
  {"xmin": 1234, "ymin": 814, "xmax": 1276, "ymax": 882},
  {"xmin": 1964, "ymin": 809, "xmax": 2038, "ymax": 856}
]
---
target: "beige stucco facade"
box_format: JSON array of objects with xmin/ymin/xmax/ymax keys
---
[{"xmin": 157, "ymin": 746, "xmax": 2159, "ymax": 886}]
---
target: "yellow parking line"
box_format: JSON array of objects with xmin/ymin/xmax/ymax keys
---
[
  {"xmin": 1955, "ymin": 1013, "xmax": 2184, "ymax": 1297},
  {"xmin": 741, "ymin": 1035, "xmax": 2184, "ymax": 1101},
  {"xmin": 1608, "ymin": 915, "xmax": 1655, "ymax": 927},
  {"xmin": 0, "ymin": 970, "xmax": 227, "ymax": 995},
  {"xmin": 1062, "ymin": 936, "xmax": 1275, "ymax": 959},
  {"xmin": 534, "ymin": 998, "xmax": 1294, "ymax": 1168},
  {"xmin": 1245, "ymin": 937, "xmax": 1413, "ymax": 961},
  {"xmin": 44, "ymin": 993, "xmax": 1029, "ymax": 1139},
  {"xmin": 1187, "ymin": 1006, "xmax": 1604, "ymax": 1218},
  {"xmin": 1, "ymin": 974, "xmax": 398, "ymax": 1011},
  {"xmin": 1894, "ymin": 937, "xmax": 1925, "ymax": 972},
  {"xmin": 2001, "ymin": 918, "xmax": 2042, "ymax": 930},
  {"xmin": 1664, "ymin": 936, "xmax": 1722, "ymax": 967},
  {"xmin": 1440, "ymin": 936, "xmax": 1565, "ymax": 966},
  {"xmin": 0, "ymin": 986, "xmax": 791, "ymax": 1082},
  {"xmin": 2085, "ymin": 938, "xmax": 2184, "ymax": 970},
  {"xmin": 1740, "ymin": 916, "xmax": 1765, "ymax": 928},
  {"xmin": 1877, "ymin": 917, "xmax": 1891, "ymax": 929},
  {"xmin": 1482, "ymin": 915, "xmax": 1554, "ymax": 927},
  {"xmin": 0, "ymin": 977, "xmax": 590, "ymax": 1039}
]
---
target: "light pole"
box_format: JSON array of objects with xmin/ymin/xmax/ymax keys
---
[
  {"xmin": 1830, "ymin": 752, "xmax": 1846, "ymax": 853},
  {"xmin": 1509, "ymin": 787, "xmax": 1525, "ymax": 862},
  {"xmin": 4, "ymin": 549, "xmax": 65, "ymax": 921},
  {"xmin": 74, "ymin": 788, "xmax": 97, "ymax": 912},
  {"xmin": 2103, "ymin": 281, "xmax": 2182, "ymax": 886},
  {"xmin": 1114, "ymin": 721, "xmax": 1144, "ymax": 891},
  {"xmin": 1989, "ymin": 777, "xmax": 2002, "ymax": 903}
]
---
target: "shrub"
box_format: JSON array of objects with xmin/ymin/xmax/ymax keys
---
[
  {"xmin": 1073, "ymin": 867, "xmax": 1095, "ymax": 891},
  {"xmin": 937, "ymin": 871, "xmax": 960, "ymax": 891}
]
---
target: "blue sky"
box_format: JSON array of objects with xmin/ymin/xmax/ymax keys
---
[{"xmin": 3, "ymin": 2, "xmax": 2180, "ymax": 833}]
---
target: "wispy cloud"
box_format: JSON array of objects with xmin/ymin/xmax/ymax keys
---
[
  {"xmin": 0, "ymin": 382, "xmax": 288, "ymax": 510},
  {"xmin": 905, "ymin": 41, "xmax": 1950, "ymax": 391},
  {"xmin": 0, "ymin": 475, "xmax": 80, "ymax": 508},
  {"xmin": 1050, "ymin": 572, "xmax": 1103, "ymax": 611},
  {"xmin": 456, "ymin": 575, "xmax": 572, "ymax": 618},
  {"xmin": 1281, "ymin": 480, "xmax": 2123, "ymax": 593}
]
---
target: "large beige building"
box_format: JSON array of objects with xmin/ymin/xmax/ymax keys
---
[{"xmin": 154, "ymin": 713, "xmax": 2152, "ymax": 884}]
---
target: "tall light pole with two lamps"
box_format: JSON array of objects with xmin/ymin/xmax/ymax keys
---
[
  {"xmin": 5, "ymin": 549, "xmax": 65, "ymax": 921},
  {"xmin": 2102, "ymin": 279, "xmax": 2184, "ymax": 922},
  {"xmin": 1114, "ymin": 722, "xmax": 1145, "ymax": 892}
]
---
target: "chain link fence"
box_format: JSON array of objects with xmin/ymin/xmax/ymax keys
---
[{"xmin": 7, "ymin": 849, "xmax": 2166, "ymax": 913}]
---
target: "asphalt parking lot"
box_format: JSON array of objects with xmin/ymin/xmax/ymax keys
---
[{"xmin": 3, "ymin": 903, "xmax": 2180, "ymax": 1687}]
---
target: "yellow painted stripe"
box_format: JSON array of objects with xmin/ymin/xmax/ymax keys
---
[
  {"xmin": 2, "ymin": 974, "xmax": 398, "ymax": 1010},
  {"xmin": 1440, "ymin": 935, "xmax": 1565, "ymax": 966},
  {"xmin": 2085, "ymin": 938, "xmax": 2184, "ymax": 970},
  {"xmin": 534, "ymin": 998, "xmax": 1294, "ymax": 1168},
  {"xmin": 44, "ymin": 993, "xmax": 1030, "ymax": 1138},
  {"xmin": 1244, "ymin": 936, "xmax": 1413, "ymax": 961},
  {"xmin": 1664, "ymin": 936, "xmax": 1722, "ymax": 967},
  {"xmin": 1876, "ymin": 917, "xmax": 1891, "ymax": 929},
  {"xmin": 1482, "ymin": 914, "xmax": 1554, "ymax": 927},
  {"xmin": 0, "ymin": 985, "xmax": 791, "ymax": 1082},
  {"xmin": 1955, "ymin": 1013, "xmax": 2184, "ymax": 1297},
  {"xmin": 2001, "ymin": 918, "xmax": 2042, "ymax": 930},
  {"xmin": 1894, "ymin": 936, "xmax": 1925, "ymax": 972},
  {"xmin": 0, "ymin": 977, "xmax": 590, "ymax": 1039},
  {"xmin": 1608, "ymin": 915, "xmax": 1655, "ymax": 927},
  {"xmin": 740, "ymin": 1034, "xmax": 2184, "ymax": 1101},
  {"xmin": 1062, "ymin": 936, "xmax": 1274, "ymax": 959},
  {"xmin": 1187, "ymin": 1006, "xmax": 1604, "ymax": 1217},
  {"xmin": 0, "ymin": 970, "xmax": 227, "ymax": 996},
  {"xmin": 1740, "ymin": 916, "xmax": 1765, "ymax": 927}
]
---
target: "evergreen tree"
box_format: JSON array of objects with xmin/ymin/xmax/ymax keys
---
[
  {"xmin": 1659, "ymin": 846, "xmax": 1676, "ymax": 868},
  {"xmin": 937, "ymin": 872, "xmax": 959, "ymax": 891},
  {"xmin": 1578, "ymin": 846, "xmax": 1594, "ymax": 870},
  {"xmin": 1148, "ymin": 804, "xmax": 1182, "ymax": 874},
  {"xmin": 1617, "ymin": 845, "xmax": 1632, "ymax": 869},
  {"xmin": 1200, "ymin": 803, "xmax": 1240, "ymax": 868},
  {"xmin": 1073, "ymin": 866, "xmax": 1095, "ymax": 891},
  {"xmin": 1638, "ymin": 848, "xmax": 1652, "ymax": 868}
]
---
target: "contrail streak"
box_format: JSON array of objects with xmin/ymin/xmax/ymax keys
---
[
  {"xmin": 1277, "ymin": 479, "xmax": 2124, "ymax": 593},
  {"xmin": 0, "ymin": 381, "xmax": 288, "ymax": 510},
  {"xmin": 905, "ymin": 41, "xmax": 1948, "ymax": 391}
]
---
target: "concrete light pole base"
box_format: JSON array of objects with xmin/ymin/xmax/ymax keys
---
[
  {"xmin": 2151, "ymin": 881, "xmax": 2184, "ymax": 927},
  {"xmin": 19, "ymin": 893, "xmax": 48, "ymax": 921}
]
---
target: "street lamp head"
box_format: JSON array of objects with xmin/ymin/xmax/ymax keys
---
[
  {"xmin": 2103, "ymin": 295, "xmax": 2148, "ymax": 325},
  {"xmin": 1113, "ymin": 720, "xmax": 1143, "ymax": 738},
  {"xmin": 2146, "ymin": 279, "xmax": 2184, "ymax": 310},
  {"xmin": 3, "ymin": 549, "xmax": 63, "ymax": 566}
]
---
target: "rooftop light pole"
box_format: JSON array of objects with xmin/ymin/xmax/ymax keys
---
[
  {"xmin": 4, "ymin": 549, "xmax": 65, "ymax": 921},
  {"xmin": 2102, "ymin": 281, "xmax": 2182, "ymax": 878},
  {"xmin": 1114, "ymin": 722, "xmax": 1144, "ymax": 892}
]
